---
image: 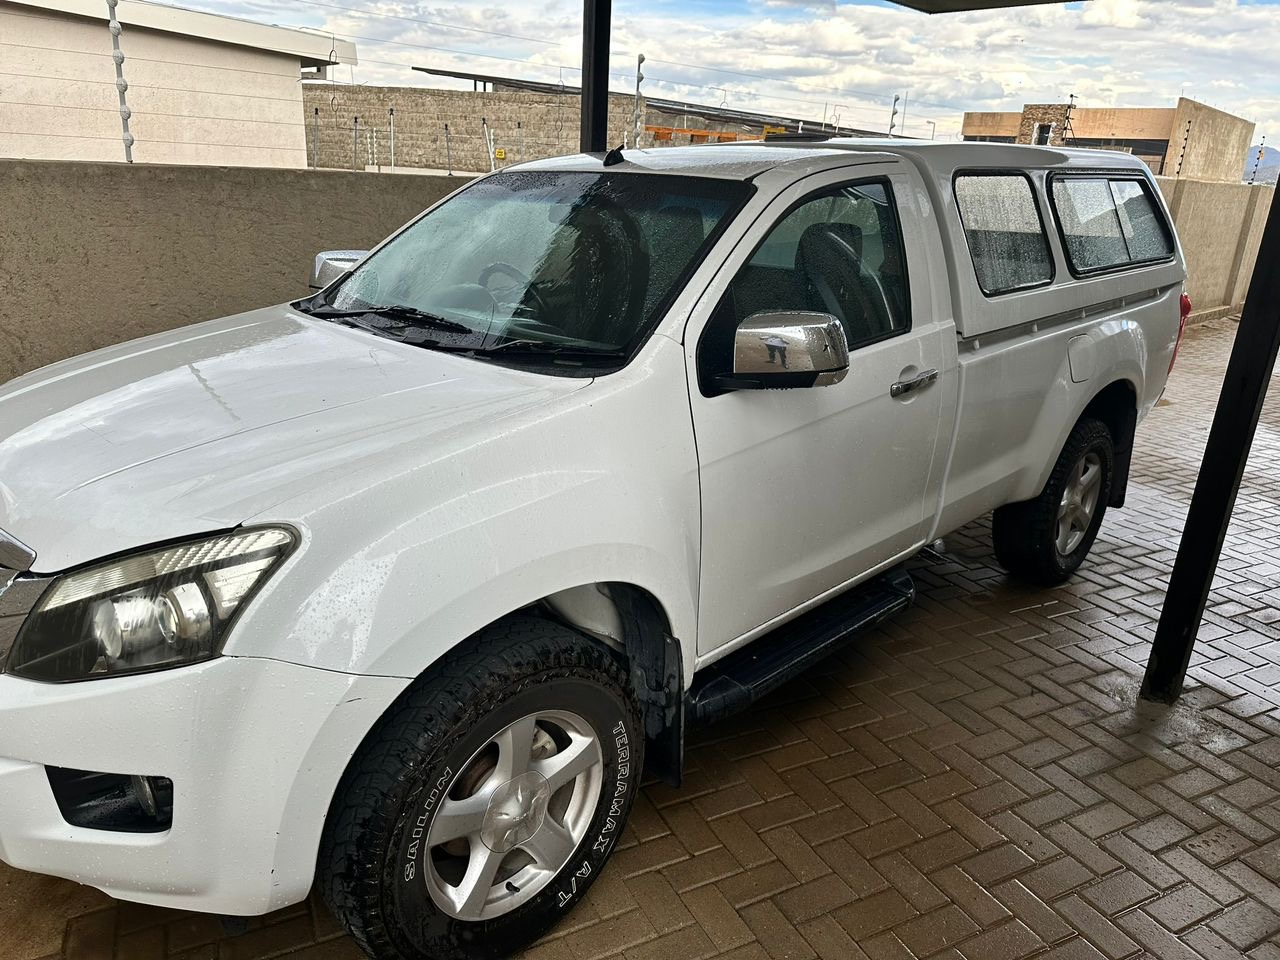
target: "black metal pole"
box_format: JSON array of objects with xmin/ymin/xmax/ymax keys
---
[
  {"xmin": 1140, "ymin": 193, "xmax": 1280, "ymax": 703},
  {"xmin": 579, "ymin": 0, "xmax": 611, "ymax": 153}
]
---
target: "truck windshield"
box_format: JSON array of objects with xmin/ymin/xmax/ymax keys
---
[{"xmin": 313, "ymin": 170, "xmax": 751, "ymax": 367}]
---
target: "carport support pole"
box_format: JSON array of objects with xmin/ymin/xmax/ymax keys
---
[
  {"xmin": 579, "ymin": 0, "xmax": 611, "ymax": 153},
  {"xmin": 1140, "ymin": 195, "xmax": 1280, "ymax": 703}
]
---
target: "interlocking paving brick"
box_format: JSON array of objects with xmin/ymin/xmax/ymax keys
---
[
  {"xmin": 1184, "ymin": 825, "xmax": 1257, "ymax": 867},
  {"xmin": 1082, "ymin": 870, "xmax": 1159, "ymax": 915},
  {"xmin": 1209, "ymin": 899, "xmax": 1280, "ymax": 950},
  {"xmin": 1126, "ymin": 813, "xmax": 1195, "ymax": 851},
  {"xmin": 6, "ymin": 319, "xmax": 1280, "ymax": 957},
  {"xmin": 1055, "ymin": 896, "xmax": 1141, "ymax": 959},
  {"xmin": 894, "ymin": 904, "xmax": 979, "ymax": 955},
  {"xmin": 957, "ymin": 918, "xmax": 1045, "ymax": 960},
  {"xmin": 1143, "ymin": 883, "xmax": 1223, "ymax": 933}
]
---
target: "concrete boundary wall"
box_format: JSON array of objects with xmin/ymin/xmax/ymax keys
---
[
  {"xmin": 0, "ymin": 160, "xmax": 466, "ymax": 383},
  {"xmin": 0, "ymin": 161, "xmax": 1270, "ymax": 385},
  {"xmin": 1157, "ymin": 176, "xmax": 1274, "ymax": 324}
]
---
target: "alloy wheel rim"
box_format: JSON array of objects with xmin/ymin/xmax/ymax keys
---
[
  {"xmin": 422, "ymin": 709, "xmax": 603, "ymax": 921},
  {"xmin": 1056, "ymin": 451, "xmax": 1102, "ymax": 557}
]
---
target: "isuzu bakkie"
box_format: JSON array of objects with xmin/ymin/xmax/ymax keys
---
[{"xmin": 0, "ymin": 139, "xmax": 1188, "ymax": 960}]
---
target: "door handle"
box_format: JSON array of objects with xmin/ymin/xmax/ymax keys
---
[{"xmin": 890, "ymin": 368, "xmax": 938, "ymax": 399}]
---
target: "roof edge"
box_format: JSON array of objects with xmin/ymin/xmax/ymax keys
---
[{"xmin": 7, "ymin": 0, "xmax": 358, "ymax": 66}]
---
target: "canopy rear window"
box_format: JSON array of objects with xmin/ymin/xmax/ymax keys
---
[
  {"xmin": 1050, "ymin": 175, "xmax": 1174, "ymax": 276},
  {"xmin": 954, "ymin": 173, "xmax": 1055, "ymax": 297}
]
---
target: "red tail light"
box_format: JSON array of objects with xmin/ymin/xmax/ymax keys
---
[{"xmin": 1170, "ymin": 293, "xmax": 1192, "ymax": 373}]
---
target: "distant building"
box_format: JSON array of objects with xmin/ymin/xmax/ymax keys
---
[
  {"xmin": 302, "ymin": 69, "xmax": 890, "ymax": 176},
  {"xmin": 962, "ymin": 98, "xmax": 1255, "ymax": 182},
  {"xmin": 0, "ymin": 0, "xmax": 356, "ymax": 167},
  {"xmin": 436, "ymin": 70, "xmax": 887, "ymax": 144}
]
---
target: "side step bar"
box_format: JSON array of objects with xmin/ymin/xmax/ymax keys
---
[{"xmin": 686, "ymin": 566, "xmax": 915, "ymax": 725}]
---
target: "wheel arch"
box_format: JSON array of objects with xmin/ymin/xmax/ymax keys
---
[
  {"xmin": 380, "ymin": 581, "xmax": 687, "ymax": 787},
  {"xmin": 541, "ymin": 582, "xmax": 685, "ymax": 787},
  {"xmin": 1079, "ymin": 378, "xmax": 1138, "ymax": 507}
]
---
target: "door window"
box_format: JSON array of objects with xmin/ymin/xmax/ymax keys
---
[
  {"xmin": 722, "ymin": 179, "xmax": 910, "ymax": 346},
  {"xmin": 698, "ymin": 180, "xmax": 910, "ymax": 394}
]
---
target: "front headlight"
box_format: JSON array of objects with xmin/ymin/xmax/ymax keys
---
[{"xmin": 7, "ymin": 527, "xmax": 295, "ymax": 683}]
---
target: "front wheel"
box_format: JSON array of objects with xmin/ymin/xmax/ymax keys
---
[
  {"xmin": 992, "ymin": 417, "xmax": 1114, "ymax": 586},
  {"xmin": 320, "ymin": 617, "xmax": 643, "ymax": 960}
]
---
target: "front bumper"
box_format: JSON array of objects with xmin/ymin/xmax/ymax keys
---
[{"xmin": 0, "ymin": 656, "xmax": 406, "ymax": 914}]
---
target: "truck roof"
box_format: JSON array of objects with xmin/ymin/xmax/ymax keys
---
[{"xmin": 515, "ymin": 138, "xmax": 1156, "ymax": 181}]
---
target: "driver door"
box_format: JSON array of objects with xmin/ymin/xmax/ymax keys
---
[{"xmin": 688, "ymin": 165, "xmax": 949, "ymax": 655}]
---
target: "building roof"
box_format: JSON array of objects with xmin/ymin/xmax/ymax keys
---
[
  {"xmin": 8, "ymin": 0, "xmax": 358, "ymax": 66},
  {"xmin": 410, "ymin": 66, "xmax": 888, "ymax": 139}
]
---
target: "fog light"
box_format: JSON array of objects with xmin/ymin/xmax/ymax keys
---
[
  {"xmin": 46, "ymin": 767, "xmax": 174, "ymax": 832},
  {"xmin": 131, "ymin": 774, "xmax": 159, "ymax": 818}
]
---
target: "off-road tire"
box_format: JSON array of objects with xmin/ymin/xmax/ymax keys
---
[
  {"xmin": 319, "ymin": 616, "xmax": 643, "ymax": 960},
  {"xmin": 992, "ymin": 417, "xmax": 1114, "ymax": 586}
]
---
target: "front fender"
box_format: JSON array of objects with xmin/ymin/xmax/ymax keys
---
[{"xmin": 225, "ymin": 335, "xmax": 701, "ymax": 683}]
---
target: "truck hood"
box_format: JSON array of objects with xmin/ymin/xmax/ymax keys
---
[{"xmin": 0, "ymin": 307, "xmax": 589, "ymax": 572}]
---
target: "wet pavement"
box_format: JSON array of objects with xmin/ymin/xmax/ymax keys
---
[{"xmin": 4, "ymin": 317, "xmax": 1280, "ymax": 959}]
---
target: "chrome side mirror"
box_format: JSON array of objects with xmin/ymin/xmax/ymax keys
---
[
  {"xmin": 309, "ymin": 250, "xmax": 368, "ymax": 290},
  {"xmin": 723, "ymin": 311, "xmax": 850, "ymax": 389}
]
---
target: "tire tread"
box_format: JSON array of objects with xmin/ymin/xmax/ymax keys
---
[
  {"xmin": 993, "ymin": 417, "xmax": 1114, "ymax": 586},
  {"xmin": 318, "ymin": 615, "xmax": 637, "ymax": 960}
]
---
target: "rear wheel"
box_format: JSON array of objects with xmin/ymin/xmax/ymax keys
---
[
  {"xmin": 320, "ymin": 616, "xmax": 642, "ymax": 960},
  {"xmin": 993, "ymin": 417, "xmax": 1114, "ymax": 586}
]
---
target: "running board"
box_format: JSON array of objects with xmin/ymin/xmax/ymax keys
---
[{"xmin": 687, "ymin": 566, "xmax": 915, "ymax": 725}]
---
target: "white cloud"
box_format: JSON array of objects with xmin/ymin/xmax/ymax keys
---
[
  {"xmin": 1081, "ymin": 0, "xmax": 1145, "ymax": 29},
  {"xmin": 191, "ymin": 0, "xmax": 1277, "ymax": 142}
]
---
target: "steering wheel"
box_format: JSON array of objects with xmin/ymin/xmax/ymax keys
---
[{"xmin": 477, "ymin": 262, "xmax": 555, "ymax": 322}]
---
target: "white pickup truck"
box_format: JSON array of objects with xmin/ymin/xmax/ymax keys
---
[{"xmin": 0, "ymin": 139, "xmax": 1186, "ymax": 960}]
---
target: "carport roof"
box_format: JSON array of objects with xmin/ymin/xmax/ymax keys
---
[{"xmin": 888, "ymin": 0, "xmax": 1069, "ymax": 10}]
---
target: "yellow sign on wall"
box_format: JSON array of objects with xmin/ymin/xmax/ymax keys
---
[
  {"xmin": 494, "ymin": 147, "xmax": 507, "ymax": 160},
  {"xmin": 762, "ymin": 125, "xmax": 786, "ymax": 136}
]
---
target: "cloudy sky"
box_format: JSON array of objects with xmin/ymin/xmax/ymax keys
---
[{"xmin": 173, "ymin": 0, "xmax": 1276, "ymax": 142}]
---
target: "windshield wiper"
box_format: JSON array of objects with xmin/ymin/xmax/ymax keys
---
[
  {"xmin": 302, "ymin": 303, "xmax": 473, "ymax": 335},
  {"xmin": 480, "ymin": 339, "xmax": 629, "ymax": 361}
]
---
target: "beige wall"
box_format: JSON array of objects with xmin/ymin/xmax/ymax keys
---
[
  {"xmin": 961, "ymin": 111, "xmax": 1020, "ymax": 139},
  {"xmin": 1164, "ymin": 98, "xmax": 1256, "ymax": 184},
  {"xmin": 0, "ymin": 5, "xmax": 308, "ymax": 167},
  {"xmin": 964, "ymin": 106, "xmax": 1177, "ymax": 146},
  {"xmin": 0, "ymin": 160, "xmax": 465, "ymax": 382},
  {"xmin": 1157, "ymin": 176, "xmax": 1274, "ymax": 321},
  {"xmin": 0, "ymin": 160, "xmax": 1271, "ymax": 385},
  {"xmin": 1070, "ymin": 107, "xmax": 1174, "ymax": 141}
]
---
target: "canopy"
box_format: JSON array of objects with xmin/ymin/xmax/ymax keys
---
[{"xmin": 889, "ymin": 1, "xmax": 1069, "ymax": 10}]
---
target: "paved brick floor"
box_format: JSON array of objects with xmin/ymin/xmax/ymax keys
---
[{"xmin": 5, "ymin": 317, "xmax": 1280, "ymax": 960}]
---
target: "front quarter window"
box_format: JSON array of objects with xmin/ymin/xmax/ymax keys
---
[{"xmin": 322, "ymin": 171, "xmax": 751, "ymax": 368}]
